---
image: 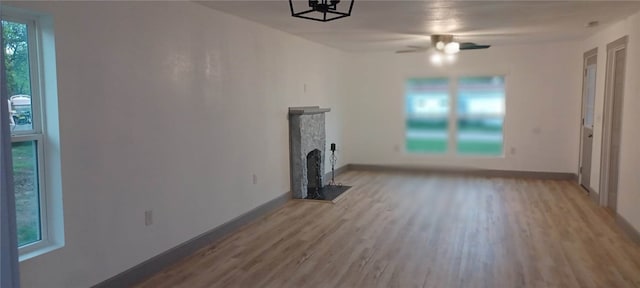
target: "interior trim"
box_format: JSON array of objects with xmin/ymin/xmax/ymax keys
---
[
  {"xmin": 348, "ymin": 164, "xmax": 577, "ymax": 180},
  {"xmin": 90, "ymin": 164, "xmax": 638, "ymax": 288},
  {"xmin": 616, "ymin": 213, "xmax": 640, "ymax": 245},
  {"xmin": 93, "ymin": 164, "xmax": 352, "ymax": 287},
  {"xmin": 580, "ymin": 184, "xmax": 600, "ymax": 204},
  {"xmin": 589, "ymin": 189, "xmax": 600, "ymax": 204},
  {"xmin": 93, "ymin": 163, "xmax": 584, "ymax": 287},
  {"xmin": 577, "ymin": 47, "xmax": 597, "ymax": 191},
  {"xmin": 589, "ymin": 187, "xmax": 600, "ymax": 206},
  {"xmin": 598, "ymin": 35, "xmax": 628, "ymax": 209},
  {"xmin": 92, "ymin": 191, "xmax": 291, "ymax": 288},
  {"xmin": 584, "ymin": 47, "xmax": 598, "ymax": 58},
  {"xmin": 324, "ymin": 164, "xmax": 350, "ymax": 185}
]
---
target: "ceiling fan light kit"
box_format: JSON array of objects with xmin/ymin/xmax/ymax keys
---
[
  {"xmin": 431, "ymin": 35, "xmax": 463, "ymax": 55},
  {"xmin": 289, "ymin": 0, "xmax": 355, "ymax": 22},
  {"xmin": 430, "ymin": 52, "xmax": 457, "ymax": 66},
  {"xmin": 444, "ymin": 42, "xmax": 460, "ymax": 54}
]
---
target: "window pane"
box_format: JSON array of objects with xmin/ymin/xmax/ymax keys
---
[
  {"xmin": 406, "ymin": 78, "xmax": 449, "ymax": 153},
  {"xmin": 584, "ymin": 64, "xmax": 596, "ymax": 128},
  {"xmin": 2, "ymin": 20, "xmax": 34, "ymax": 132},
  {"xmin": 12, "ymin": 141, "xmax": 41, "ymax": 246},
  {"xmin": 456, "ymin": 76, "xmax": 505, "ymax": 155}
]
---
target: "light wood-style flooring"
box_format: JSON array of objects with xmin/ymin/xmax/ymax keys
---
[{"xmin": 138, "ymin": 170, "xmax": 640, "ymax": 288}]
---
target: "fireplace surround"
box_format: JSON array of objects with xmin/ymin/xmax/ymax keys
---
[{"xmin": 288, "ymin": 106, "xmax": 330, "ymax": 199}]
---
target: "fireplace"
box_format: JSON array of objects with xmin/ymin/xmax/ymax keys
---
[
  {"xmin": 288, "ymin": 106, "xmax": 351, "ymax": 201},
  {"xmin": 288, "ymin": 106, "xmax": 330, "ymax": 199}
]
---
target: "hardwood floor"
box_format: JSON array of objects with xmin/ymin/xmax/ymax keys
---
[{"xmin": 137, "ymin": 170, "xmax": 640, "ymax": 288}]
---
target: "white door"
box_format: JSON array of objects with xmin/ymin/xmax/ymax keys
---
[{"xmin": 579, "ymin": 51, "xmax": 597, "ymax": 191}]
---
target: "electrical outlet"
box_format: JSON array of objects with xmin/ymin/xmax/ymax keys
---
[
  {"xmin": 145, "ymin": 210, "xmax": 153, "ymax": 226},
  {"xmin": 252, "ymin": 174, "xmax": 258, "ymax": 185}
]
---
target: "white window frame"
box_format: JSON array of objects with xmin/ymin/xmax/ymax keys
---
[
  {"xmin": 404, "ymin": 75, "xmax": 507, "ymax": 157},
  {"xmin": 3, "ymin": 12, "xmax": 54, "ymax": 257}
]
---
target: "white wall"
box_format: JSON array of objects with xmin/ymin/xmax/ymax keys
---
[
  {"xmin": 580, "ymin": 11, "xmax": 640, "ymax": 233},
  {"xmin": 8, "ymin": 1, "xmax": 638, "ymax": 287},
  {"xmin": 344, "ymin": 42, "xmax": 582, "ymax": 173},
  {"xmin": 8, "ymin": 1, "xmax": 350, "ymax": 287}
]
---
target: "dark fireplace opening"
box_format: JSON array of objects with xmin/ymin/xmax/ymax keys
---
[
  {"xmin": 305, "ymin": 148, "xmax": 351, "ymax": 201},
  {"xmin": 306, "ymin": 149, "xmax": 322, "ymax": 199}
]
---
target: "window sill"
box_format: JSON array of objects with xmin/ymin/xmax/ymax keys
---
[{"xmin": 19, "ymin": 242, "xmax": 64, "ymax": 262}]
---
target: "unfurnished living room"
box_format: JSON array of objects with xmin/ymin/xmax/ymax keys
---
[{"xmin": 2, "ymin": 1, "xmax": 640, "ymax": 287}]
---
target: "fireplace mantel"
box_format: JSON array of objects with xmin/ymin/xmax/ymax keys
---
[{"xmin": 288, "ymin": 106, "xmax": 331, "ymax": 115}]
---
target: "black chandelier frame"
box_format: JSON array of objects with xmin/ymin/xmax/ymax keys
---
[{"xmin": 289, "ymin": 0, "xmax": 355, "ymax": 22}]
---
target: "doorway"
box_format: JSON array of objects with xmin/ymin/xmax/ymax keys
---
[
  {"xmin": 600, "ymin": 36, "xmax": 627, "ymax": 212},
  {"xmin": 579, "ymin": 48, "xmax": 597, "ymax": 193}
]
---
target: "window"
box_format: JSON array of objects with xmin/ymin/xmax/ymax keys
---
[
  {"xmin": 4, "ymin": 17, "xmax": 45, "ymax": 248},
  {"xmin": 584, "ymin": 63, "xmax": 597, "ymax": 128},
  {"xmin": 3, "ymin": 9, "xmax": 61, "ymax": 258},
  {"xmin": 456, "ymin": 76, "xmax": 505, "ymax": 155},
  {"xmin": 405, "ymin": 76, "xmax": 505, "ymax": 156},
  {"xmin": 405, "ymin": 78, "xmax": 450, "ymax": 153}
]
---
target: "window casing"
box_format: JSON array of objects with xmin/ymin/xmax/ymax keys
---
[{"xmin": 3, "ymin": 12, "xmax": 55, "ymax": 257}]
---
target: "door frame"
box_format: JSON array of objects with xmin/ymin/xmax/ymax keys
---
[
  {"xmin": 599, "ymin": 35, "xmax": 628, "ymax": 208},
  {"xmin": 578, "ymin": 47, "xmax": 597, "ymax": 191}
]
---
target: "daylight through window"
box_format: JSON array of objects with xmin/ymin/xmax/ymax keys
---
[
  {"xmin": 3, "ymin": 18, "xmax": 45, "ymax": 248},
  {"xmin": 405, "ymin": 76, "xmax": 505, "ymax": 156}
]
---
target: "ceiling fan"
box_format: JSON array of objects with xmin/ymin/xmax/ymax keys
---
[{"xmin": 396, "ymin": 34, "xmax": 491, "ymax": 54}]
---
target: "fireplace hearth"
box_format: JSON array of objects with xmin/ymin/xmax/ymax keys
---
[{"xmin": 306, "ymin": 185, "xmax": 352, "ymax": 201}]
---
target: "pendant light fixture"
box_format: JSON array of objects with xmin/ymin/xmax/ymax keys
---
[{"xmin": 289, "ymin": 0, "xmax": 355, "ymax": 22}]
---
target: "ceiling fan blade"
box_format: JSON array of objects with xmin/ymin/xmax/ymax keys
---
[
  {"xmin": 459, "ymin": 42, "xmax": 491, "ymax": 50},
  {"xmin": 395, "ymin": 49, "xmax": 420, "ymax": 54},
  {"xmin": 395, "ymin": 47, "xmax": 431, "ymax": 54}
]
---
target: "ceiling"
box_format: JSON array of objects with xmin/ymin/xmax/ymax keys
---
[{"xmin": 199, "ymin": 1, "xmax": 640, "ymax": 52}]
